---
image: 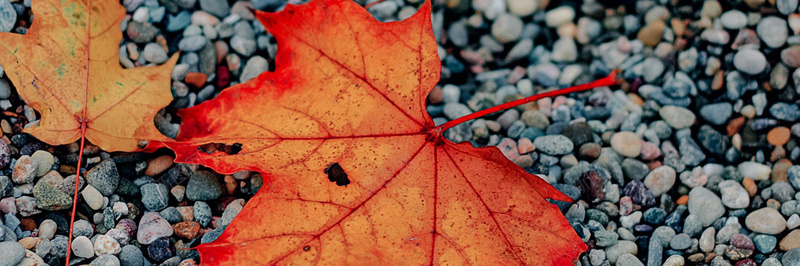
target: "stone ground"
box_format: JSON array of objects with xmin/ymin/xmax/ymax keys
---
[{"xmin": 2, "ymin": 0, "xmax": 800, "ymax": 265}]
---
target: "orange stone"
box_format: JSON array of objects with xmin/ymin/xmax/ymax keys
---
[
  {"xmin": 727, "ymin": 116, "xmax": 745, "ymax": 136},
  {"xmin": 173, "ymin": 221, "xmax": 201, "ymax": 239},
  {"xmin": 676, "ymin": 195, "xmax": 689, "ymax": 205},
  {"xmin": 145, "ymin": 155, "xmax": 174, "ymax": 176},
  {"xmin": 768, "ymin": 127, "xmax": 791, "ymax": 146},
  {"xmin": 184, "ymin": 72, "xmax": 208, "ymax": 88},
  {"xmin": 743, "ymin": 177, "xmax": 757, "ymax": 196}
]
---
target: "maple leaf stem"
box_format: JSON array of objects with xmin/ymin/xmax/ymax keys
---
[
  {"xmin": 66, "ymin": 0, "xmax": 93, "ymax": 263},
  {"xmin": 433, "ymin": 69, "xmax": 621, "ymax": 134}
]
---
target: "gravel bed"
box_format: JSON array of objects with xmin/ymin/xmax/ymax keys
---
[{"xmin": 2, "ymin": 0, "xmax": 800, "ymax": 265}]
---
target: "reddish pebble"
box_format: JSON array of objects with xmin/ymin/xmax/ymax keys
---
[
  {"xmin": 497, "ymin": 138, "xmax": 519, "ymax": 161},
  {"xmin": 727, "ymin": 117, "xmax": 745, "ymax": 136},
  {"xmin": 517, "ymin": 138, "xmax": 535, "ymax": 154},
  {"xmin": 1, "ymin": 197, "xmax": 17, "ymax": 214},
  {"xmin": 172, "ymin": 221, "xmax": 201, "ymax": 239},
  {"xmin": 731, "ymin": 234, "xmax": 755, "ymax": 250},
  {"xmin": 145, "ymin": 155, "xmax": 174, "ymax": 176},
  {"xmin": 639, "ymin": 141, "xmax": 662, "ymax": 160},
  {"xmin": 18, "ymin": 218, "xmax": 36, "ymax": 231},
  {"xmin": 620, "ymin": 196, "xmax": 634, "ymax": 216},
  {"xmin": 184, "ymin": 72, "xmax": 207, "ymax": 88}
]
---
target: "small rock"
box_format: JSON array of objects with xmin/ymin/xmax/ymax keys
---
[
  {"xmin": 186, "ymin": 171, "xmax": 223, "ymax": 201},
  {"xmin": 533, "ymin": 135, "xmax": 573, "ymax": 155},
  {"xmin": 71, "ymin": 236, "xmax": 94, "ymax": 258},
  {"xmin": 610, "ymin": 132, "xmax": 641, "ymax": 157},
  {"xmin": 688, "ymin": 186, "xmax": 725, "ymax": 226},
  {"xmin": 659, "ymin": 106, "xmax": 695, "ymax": 129},
  {"xmin": 643, "ymin": 166, "xmax": 676, "ymax": 196},
  {"xmin": 719, "ymin": 180, "xmax": 749, "ymax": 209},
  {"xmin": 757, "ymin": 16, "xmax": 788, "ymax": 48},
  {"xmin": 94, "ymin": 235, "xmax": 121, "ymax": 256},
  {"xmin": 12, "ymin": 155, "xmax": 38, "ymax": 184},
  {"xmin": 140, "ymin": 183, "xmax": 169, "ymax": 211},
  {"xmin": 734, "ymin": 49, "xmax": 768, "ymax": 75},
  {"xmin": 136, "ymin": 212, "xmax": 173, "ymax": 244},
  {"xmin": 491, "ymin": 13, "xmax": 523, "ymax": 43},
  {"xmin": 85, "ymin": 159, "xmax": 120, "ymax": 196},
  {"xmin": 746, "ymin": 207, "xmax": 787, "ymax": 234}
]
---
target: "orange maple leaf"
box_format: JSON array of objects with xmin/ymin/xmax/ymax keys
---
[
  {"xmin": 0, "ymin": 0, "xmax": 177, "ymax": 152},
  {"xmin": 167, "ymin": 0, "xmax": 607, "ymax": 264}
]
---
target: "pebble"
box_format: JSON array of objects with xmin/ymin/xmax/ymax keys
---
[
  {"xmin": 119, "ymin": 245, "xmax": 144, "ymax": 266},
  {"xmin": 739, "ymin": 161, "xmax": 772, "ymax": 181},
  {"xmin": 136, "ymin": 212, "xmax": 173, "ymax": 245},
  {"xmin": 746, "ymin": 207, "xmax": 787, "ymax": 234},
  {"xmin": 780, "ymin": 229, "xmax": 800, "ymax": 250},
  {"xmin": 81, "ymin": 185, "xmax": 105, "ymax": 211},
  {"xmin": 754, "ymin": 234, "xmax": 778, "ymax": 253},
  {"xmin": 643, "ymin": 166, "xmax": 676, "ymax": 196},
  {"xmin": 186, "ymin": 171, "xmax": 223, "ymax": 201},
  {"xmin": 659, "ymin": 106, "xmax": 695, "ymax": 129},
  {"xmin": 72, "ymin": 236, "xmax": 94, "ymax": 258},
  {"xmin": 12, "ymin": 155, "xmax": 38, "ymax": 184},
  {"xmin": 734, "ymin": 49, "xmax": 768, "ymax": 75},
  {"xmin": 610, "ymin": 132, "xmax": 641, "ymax": 157},
  {"xmin": 491, "ymin": 13, "xmax": 523, "ymax": 43},
  {"xmin": 239, "ymin": 56, "xmax": 268, "ymax": 82},
  {"xmin": 533, "ymin": 135, "xmax": 574, "ymax": 155},
  {"xmin": 784, "ymin": 248, "xmax": 800, "ymax": 265},
  {"xmin": 507, "ymin": 0, "xmax": 537, "ymax": 17},
  {"xmin": 688, "ymin": 187, "xmax": 725, "ymax": 226},
  {"xmin": 719, "ymin": 180, "xmax": 749, "ymax": 209},
  {"xmin": 193, "ymin": 201, "xmax": 212, "ymax": 227},
  {"xmin": 85, "ymin": 159, "xmax": 120, "ymax": 196},
  {"xmin": 94, "ymin": 235, "xmax": 121, "ymax": 256},
  {"xmin": 178, "ymin": 35, "xmax": 207, "ymax": 52},
  {"xmin": 545, "ymin": 6, "xmax": 575, "ymax": 27},
  {"xmin": 200, "ymin": 0, "xmax": 230, "ymax": 18},
  {"xmin": 0, "ymin": 241, "xmax": 25, "ymax": 266},
  {"xmin": 141, "ymin": 183, "xmax": 169, "ymax": 211},
  {"xmin": 699, "ymin": 102, "xmax": 732, "ymax": 126},
  {"xmin": 604, "ymin": 240, "xmax": 637, "ymax": 264},
  {"xmin": 757, "ymin": 16, "xmax": 788, "ymax": 48},
  {"xmin": 770, "ymin": 102, "xmax": 800, "ymax": 121},
  {"xmin": 147, "ymin": 237, "xmax": 174, "ymax": 262},
  {"xmin": 0, "ymin": 0, "xmax": 15, "ymax": 33},
  {"xmin": 143, "ymin": 43, "xmax": 169, "ymax": 64},
  {"xmin": 721, "ymin": 10, "xmax": 747, "ymax": 29}
]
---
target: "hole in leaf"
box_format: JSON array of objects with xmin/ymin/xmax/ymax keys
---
[
  {"xmin": 197, "ymin": 143, "xmax": 243, "ymax": 155},
  {"xmin": 303, "ymin": 246, "xmax": 310, "ymax": 251},
  {"xmin": 324, "ymin": 163, "xmax": 350, "ymax": 187}
]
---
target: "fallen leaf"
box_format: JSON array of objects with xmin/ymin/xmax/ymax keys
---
[
  {"xmin": 0, "ymin": 0, "xmax": 178, "ymax": 152},
  {"xmin": 169, "ymin": 0, "xmax": 588, "ymax": 264}
]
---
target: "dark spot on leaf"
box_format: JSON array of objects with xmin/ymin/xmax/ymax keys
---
[
  {"xmin": 324, "ymin": 163, "xmax": 349, "ymax": 187},
  {"xmin": 303, "ymin": 246, "xmax": 310, "ymax": 251}
]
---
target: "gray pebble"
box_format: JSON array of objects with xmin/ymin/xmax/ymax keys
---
[
  {"xmin": 757, "ymin": 16, "xmax": 788, "ymax": 48},
  {"xmin": 186, "ymin": 171, "xmax": 222, "ymax": 201},
  {"xmin": 140, "ymin": 183, "xmax": 169, "ymax": 211},
  {"xmin": 0, "ymin": 0, "xmax": 17, "ymax": 32}
]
